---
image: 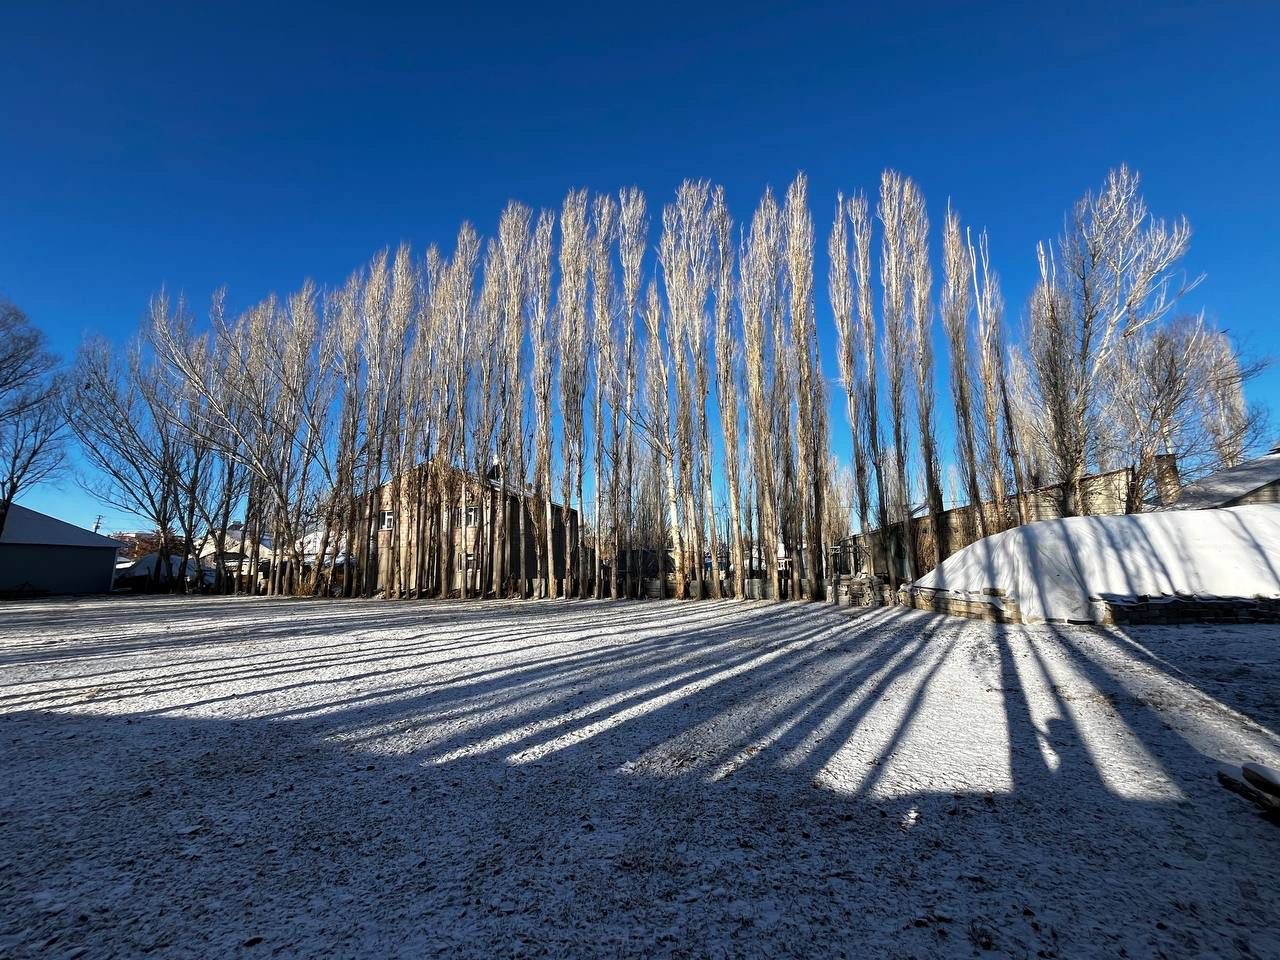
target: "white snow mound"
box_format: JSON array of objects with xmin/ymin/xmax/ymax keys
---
[{"xmin": 914, "ymin": 504, "xmax": 1280, "ymax": 622}]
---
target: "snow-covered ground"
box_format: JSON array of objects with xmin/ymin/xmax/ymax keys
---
[
  {"xmin": 2, "ymin": 597, "xmax": 1278, "ymax": 958},
  {"xmin": 916, "ymin": 504, "xmax": 1280, "ymax": 622}
]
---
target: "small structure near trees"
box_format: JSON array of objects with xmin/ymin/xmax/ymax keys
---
[
  {"xmin": 0, "ymin": 504, "xmax": 119, "ymax": 596},
  {"xmin": 1160, "ymin": 447, "xmax": 1280, "ymax": 511}
]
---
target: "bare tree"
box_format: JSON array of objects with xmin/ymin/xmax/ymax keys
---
[
  {"xmin": 67, "ymin": 164, "xmax": 1267, "ymax": 611},
  {"xmin": 65, "ymin": 337, "xmax": 182, "ymax": 587},
  {"xmin": 1199, "ymin": 328, "xmax": 1267, "ymax": 469},
  {"xmin": 528, "ymin": 210, "xmax": 557, "ymax": 598},
  {"xmin": 589, "ymin": 194, "xmax": 619, "ymax": 598},
  {"xmin": 741, "ymin": 189, "xmax": 783, "ymax": 601},
  {"xmin": 0, "ymin": 302, "xmax": 55, "ymax": 402},
  {"xmin": 824, "ymin": 457, "xmax": 856, "ymax": 558},
  {"xmin": 830, "ymin": 191, "xmax": 873, "ymax": 546},
  {"xmin": 380, "ymin": 244, "xmax": 418, "ymax": 597},
  {"xmin": 771, "ymin": 235, "xmax": 799, "ymax": 601},
  {"xmin": 658, "ymin": 181, "xmax": 717, "ymax": 599},
  {"xmin": 0, "ymin": 386, "xmax": 64, "ymax": 538},
  {"xmin": 640, "ymin": 279, "xmax": 686, "ymax": 599},
  {"xmin": 406, "ymin": 254, "xmax": 448, "ymax": 596},
  {"xmin": 901, "ymin": 179, "xmax": 945, "ymax": 567},
  {"xmin": 617, "ymin": 188, "xmax": 647, "ymax": 600},
  {"xmin": 153, "ymin": 353, "xmax": 216, "ymax": 593},
  {"xmin": 659, "ymin": 180, "xmax": 719, "ymax": 599},
  {"xmin": 0, "ymin": 301, "xmax": 63, "ymax": 538},
  {"xmin": 849, "ymin": 194, "xmax": 890, "ymax": 580},
  {"xmin": 150, "ymin": 279, "xmax": 336, "ymax": 596},
  {"xmin": 557, "ymin": 190, "xmax": 591, "ymax": 598},
  {"xmin": 712, "ymin": 188, "xmax": 746, "ymax": 599},
  {"xmin": 315, "ymin": 274, "xmax": 363, "ymax": 596},
  {"xmin": 1026, "ymin": 166, "xmax": 1196, "ymax": 515},
  {"xmin": 784, "ymin": 174, "xmax": 827, "ymax": 599},
  {"xmin": 878, "ymin": 171, "xmax": 915, "ymax": 584},
  {"xmin": 472, "ymin": 241, "xmax": 504, "ymax": 595},
  {"xmin": 443, "ymin": 227, "xmax": 480, "ymax": 597},
  {"xmin": 969, "ymin": 229, "xmax": 1025, "ymax": 527},
  {"xmin": 690, "ymin": 188, "xmax": 724, "ymax": 601},
  {"xmin": 421, "ymin": 247, "xmax": 452, "ymax": 596},
  {"xmin": 492, "ymin": 202, "xmax": 531, "ymax": 597},
  {"xmin": 941, "ymin": 207, "xmax": 984, "ymax": 540},
  {"xmin": 1105, "ymin": 314, "xmax": 1268, "ymax": 504}
]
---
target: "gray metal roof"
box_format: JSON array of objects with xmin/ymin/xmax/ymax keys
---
[
  {"xmin": 1165, "ymin": 451, "xmax": 1280, "ymax": 510},
  {"xmin": 0, "ymin": 504, "xmax": 123, "ymax": 549}
]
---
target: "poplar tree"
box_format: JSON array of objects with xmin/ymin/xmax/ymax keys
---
[{"xmin": 556, "ymin": 190, "xmax": 591, "ymax": 597}]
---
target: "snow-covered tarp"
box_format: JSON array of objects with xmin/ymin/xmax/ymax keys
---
[
  {"xmin": 915, "ymin": 504, "xmax": 1280, "ymax": 622},
  {"xmin": 118, "ymin": 553, "xmax": 214, "ymax": 584}
]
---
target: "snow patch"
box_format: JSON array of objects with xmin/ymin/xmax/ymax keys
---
[{"xmin": 915, "ymin": 504, "xmax": 1280, "ymax": 623}]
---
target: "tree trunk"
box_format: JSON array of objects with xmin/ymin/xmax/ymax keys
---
[
  {"xmin": 700, "ymin": 445, "xmax": 723, "ymax": 600},
  {"xmin": 544, "ymin": 493, "xmax": 557, "ymax": 600},
  {"xmin": 661, "ymin": 448, "xmax": 687, "ymax": 600}
]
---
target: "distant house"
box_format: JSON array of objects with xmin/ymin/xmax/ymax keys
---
[
  {"xmin": 1162, "ymin": 447, "xmax": 1280, "ymax": 510},
  {"xmin": 371, "ymin": 462, "xmax": 580, "ymax": 596},
  {"xmin": 196, "ymin": 528, "xmax": 275, "ymax": 577},
  {"xmin": 0, "ymin": 505, "xmax": 121, "ymax": 596}
]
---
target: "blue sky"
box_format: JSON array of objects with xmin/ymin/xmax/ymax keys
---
[{"xmin": 2, "ymin": 1, "xmax": 1278, "ymax": 530}]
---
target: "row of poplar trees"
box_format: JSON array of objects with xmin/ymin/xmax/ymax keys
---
[{"xmin": 65, "ymin": 166, "xmax": 1260, "ymax": 599}]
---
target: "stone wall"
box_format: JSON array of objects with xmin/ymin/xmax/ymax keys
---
[
  {"xmin": 833, "ymin": 577, "xmax": 1023, "ymax": 623},
  {"xmin": 831, "ymin": 575, "xmax": 896, "ymax": 608},
  {"xmin": 836, "ymin": 581, "xmax": 1280, "ymax": 627},
  {"xmin": 1100, "ymin": 596, "xmax": 1280, "ymax": 625},
  {"xmin": 907, "ymin": 586, "xmax": 1022, "ymax": 624}
]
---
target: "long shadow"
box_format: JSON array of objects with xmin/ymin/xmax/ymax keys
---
[
  {"xmin": 847, "ymin": 626, "xmax": 957, "ymax": 800},
  {"xmin": 0, "ymin": 596, "xmax": 711, "ymax": 670},
  {"xmin": 994, "ymin": 620, "xmax": 1048, "ymax": 792},
  {"xmin": 1095, "ymin": 512, "xmax": 1145, "ymax": 600},
  {"xmin": 160, "ymin": 604, "xmax": 817, "ymax": 727},
  {"xmin": 0, "ymin": 600, "xmax": 765, "ymax": 712},
  {"xmin": 1011, "ymin": 622, "xmax": 1134, "ymax": 799},
  {"xmin": 322, "ymin": 606, "xmax": 871, "ymax": 762},
  {"xmin": 495, "ymin": 609, "xmax": 925, "ymax": 774},
  {"xmin": 6, "ymin": 620, "xmax": 1280, "ymax": 958},
  {"xmin": 7, "ymin": 598, "xmax": 1280, "ymax": 958},
  {"xmin": 1052, "ymin": 621, "xmax": 1280, "ymax": 754},
  {"xmin": 1221, "ymin": 508, "xmax": 1280, "ymax": 588},
  {"xmin": 727, "ymin": 612, "xmax": 945, "ymax": 787}
]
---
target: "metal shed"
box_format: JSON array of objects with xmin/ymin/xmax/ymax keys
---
[{"xmin": 0, "ymin": 504, "xmax": 121, "ymax": 596}]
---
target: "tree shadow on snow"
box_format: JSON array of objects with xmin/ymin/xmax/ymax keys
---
[{"xmin": 1, "ymin": 601, "xmax": 1279, "ymax": 958}]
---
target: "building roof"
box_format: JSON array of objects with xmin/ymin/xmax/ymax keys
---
[
  {"xmin": 197, "ymin": 529, "xmax": 274, "ymax": 556},
  {"xmin": 1165, "ymin": 450, "xmax": 1280, "ymax": 510},
  {"xmin": 1, "ymin": 504, "xmax": 123, "ymax": 549}
]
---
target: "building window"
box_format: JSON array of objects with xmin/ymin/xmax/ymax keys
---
[
  {"xmin": 465, "ymin": 506, "xmax": 481, "ymax": 527},
  {"xmin": 380, "ymin": 511, "xmax": 395, "ymax": 531}
]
